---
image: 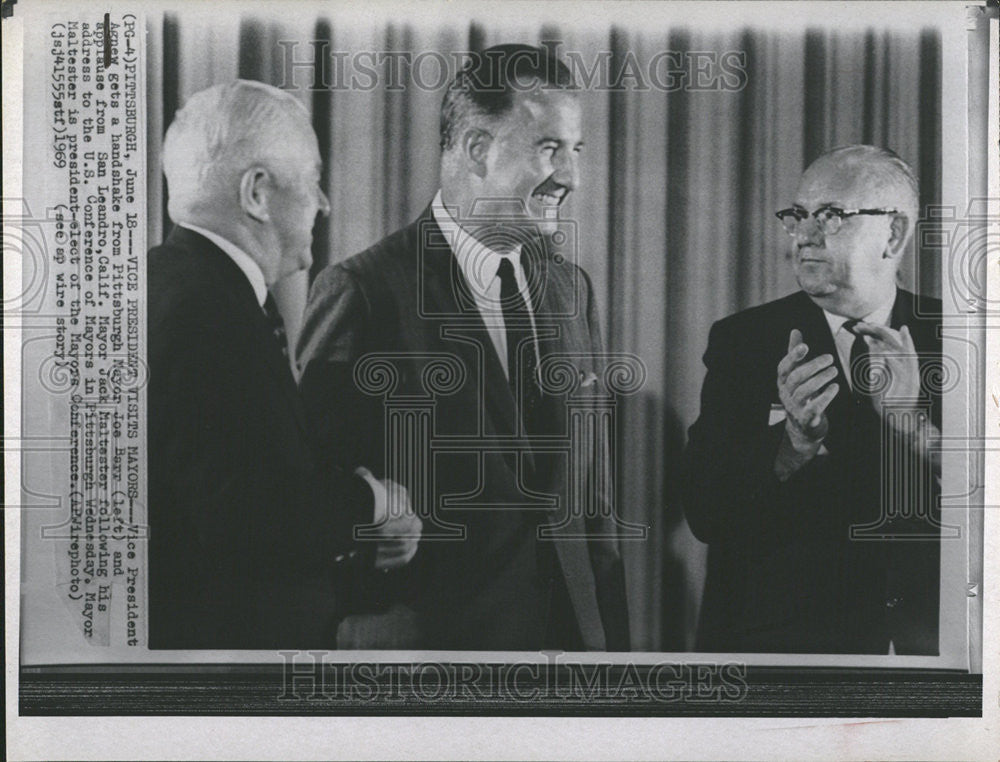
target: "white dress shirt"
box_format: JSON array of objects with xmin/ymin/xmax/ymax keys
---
[
  {"xmin": 430, "ymin": 189, "xmax": 541, "ymax": 380},
  {"xmin": 822, "ymin": 289, "xmax": 896, "ymax": 390},
  {"xmin": 178, "ymin": 222, "xmax": 267, "ymax": 308}
]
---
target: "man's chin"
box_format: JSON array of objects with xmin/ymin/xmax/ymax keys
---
[
  {"xmin": 531, "ymin": 200, "xmax": 563, "ymax": 214},
  {"xmin": 795, "ymin": 273, "xmax": 836, "ymax": 298},
  {"xmin": 534, "ymin": 219, "xmax": 560, "ymax": 236},
  {"xmin": 499, "ymin": 217, "xmax": 553, "ymax": 243}
]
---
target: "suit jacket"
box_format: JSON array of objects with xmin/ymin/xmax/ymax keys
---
[
  {"xmin": 681, "ymin": 289, "xmax": 942, "ymax": 654},
  {"xmin": 148, "ymin": 226, "xmax": 374, "ymax": 649},
  {"xmin": 297, "ymin": 207, "xmax": 630, "ymax": 651}
]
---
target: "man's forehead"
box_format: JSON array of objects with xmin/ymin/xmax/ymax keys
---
[{"xmin": 794, "ymin": 161, "xmax": 873, "ymax": 206}]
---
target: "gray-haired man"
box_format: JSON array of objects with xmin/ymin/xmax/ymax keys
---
[{"xmin": 148, "ymin": 80, "xmax": 420, "ymax": 649}]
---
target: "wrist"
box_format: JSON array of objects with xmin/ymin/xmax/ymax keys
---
[
  {"xmin": 774, "ymin": 427, "xmax": 821, "ymax": 481},
  {"xmin": 784, "ymin": 419, "xmax": 824, "ymax": 457},
  {"xmin": 885, "ymin": 408, "xmax": 940, "ymax": 460}
]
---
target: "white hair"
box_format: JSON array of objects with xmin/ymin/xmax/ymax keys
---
[{"xmin": 162, "ymin": 80, "xmax": 312, "ymax": 220}]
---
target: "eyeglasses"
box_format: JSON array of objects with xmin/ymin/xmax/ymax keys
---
[{"xmin": 775, "ymin": 205, "xmax": 900, "ymax": 237}]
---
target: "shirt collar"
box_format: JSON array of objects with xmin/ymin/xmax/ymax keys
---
[
  {"xmin": 822, "ymin": 287, "xmax": 897, "ymax": 336},
  {"xmin": 179, "ymin": 222, "xmax": 268, "ymax": 308},
  {"xmin": 430, "ymin": 189, "xmax": 522, "ymax": 297}
]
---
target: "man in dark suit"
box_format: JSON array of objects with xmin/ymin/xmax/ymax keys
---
[
  {"xmin": 148, "ymin": 80, "xmax": 420, "ymax": 649},
  {"xmin": 297, "ymin": 45, "xmax": 630, "ymax": 651},
  {"xmin": 682, "ymin": 145, "xmax": 942, "ymax": 654}
]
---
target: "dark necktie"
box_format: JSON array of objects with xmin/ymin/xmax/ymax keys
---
[
  {"xmin": 841, "ymin": 322, "xmax": 911, "ymax": 651},
  {"xmin": 263, "ymin": 293, "xmax": 289, "ymax": 360},
  {"xmin": 843, "ymin": 319, "xmax": 874, "ymax": 405},
  {"xmin": 497, "ymin": 256, "xmax": 543, "ymax": 434},
  {"xmin": 498, "ymin": 255, "xmax": 559, "ymax": 582},
  {"xmin": 842, "ymin": 317, "xmax": 883, "ymax": 522}
]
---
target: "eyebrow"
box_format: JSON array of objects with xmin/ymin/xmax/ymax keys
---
[{"xmin": 792, "ymin": 202, "xmax": 842, "ymax": 210}]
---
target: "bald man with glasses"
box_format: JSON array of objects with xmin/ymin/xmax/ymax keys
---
[{"xmin": 681, "ymin": 145, "xmax": 943, "ymax": 655}]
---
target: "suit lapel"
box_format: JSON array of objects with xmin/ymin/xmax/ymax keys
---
[
  {"xmin": 525, "ymin": 249, "xmax": 571, "ymax": 442},
  {"xmin": 166, "ymin": 227, "xmax": 308, "ymax": 435},
  {"xmin": 527, "ymin": 250, "xmax": 609, "ymax": 650},
  {"xmin": 256, "ymin": 312, "xmax": 309, "ymax": 434},
  {"xmin": 890, "ymin": 288, "xmax": 942, "ymax": 429}
]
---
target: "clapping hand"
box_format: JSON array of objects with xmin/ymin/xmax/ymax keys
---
[
  {"xmin": 848, "ymin": 322, "xmax": 921, "ymax": 418},
  {"xmin": 777, "ymin": 329, "xmax": 840, "ymax": 456}
]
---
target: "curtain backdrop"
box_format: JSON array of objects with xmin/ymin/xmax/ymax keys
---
[{"xmin": 146, "ymin": 15, "xmax": 941, "ymax": 651}]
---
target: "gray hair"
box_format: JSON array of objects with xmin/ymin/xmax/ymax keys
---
[
  {"xmin": 162, "ymin": 80, "xmax": 311, "ymax": 220},
  {"xmin": 815, "ymin": 144, "xmax": 920, "ymax": 222}
]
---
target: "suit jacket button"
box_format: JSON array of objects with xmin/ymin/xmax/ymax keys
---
[
  {"xmin": 334, "ymin": 554, "xmax": 345, "ymax": 563},
  {"xmin": 886, "ymin": 596, "xmax": 903, "ymax": 609},
  {"xmin": 348, "ymin": 550, "xmax": 357, "ymax": 559}
]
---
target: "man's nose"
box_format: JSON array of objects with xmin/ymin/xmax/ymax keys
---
[
  {"xmin": 794, "ymin": 213, "xmax": 823, "ymax": 246},
  {"xmin": 317, "ymin": 187, "xmax": 331, "ymax": 217},
  {"xmin": 553, "ymin": 149, "xmax": 579, "ymax": 192}
]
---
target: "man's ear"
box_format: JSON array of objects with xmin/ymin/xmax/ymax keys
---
[
  {"xmin": 462, "ymin": 128, "xmax": 493, "ymax": 179},
  {"xmin": 884, "ymin": 212, "xmax": 911, "ymax": 260},
  {"xmin": 239, "ymin": 166, "xmax": 270, "ymax": 223}
]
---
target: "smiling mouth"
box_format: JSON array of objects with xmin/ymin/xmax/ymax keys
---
[
  {"xmin": 532, "ymin": 180, "xmax": 568, "ymax": 207},
  {"xmin": 533, "ymin": 193, "xmax": 564, "ymax": 206}
]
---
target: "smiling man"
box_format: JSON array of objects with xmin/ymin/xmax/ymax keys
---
[
  {"xmin": 681, "ymin": 145, "xmax": 942, "ymax": 654},
  {"xmin": 297, "ymin": 45, "xmax": 630, "ymax": 651}
]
